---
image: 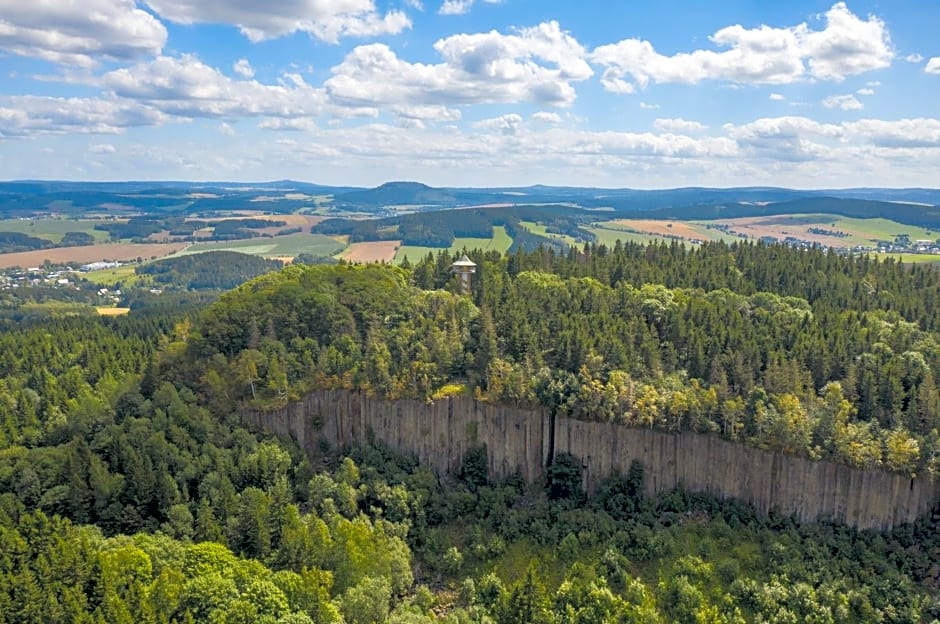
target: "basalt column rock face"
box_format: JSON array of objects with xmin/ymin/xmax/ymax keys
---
[{"xmin": 243, "ymin": 390, "xmax": 940, "ymax": 531}]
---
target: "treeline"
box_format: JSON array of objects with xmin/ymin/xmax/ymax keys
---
[
  {"xmin": 0, "ymin": 231, "xmax": 95, "ymax": 253},
  {"xmin": 136, "ymin": 251, "xmax": 283, "ymax": 290},
  {"xmin": 95, "ymin": 216, "xmax": 283, "ymax": 242},
  {"xmin": 313, "ymin": 205, "xmax": 592, "ymax": 250},
  {"xmin": 185, "ymin": 245, "xmax": 940, "ymax": 475}
]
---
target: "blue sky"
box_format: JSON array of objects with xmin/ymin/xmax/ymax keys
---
[{"xmin": 1, "ymin": 0, "xmax": 939, "ymax": 188}]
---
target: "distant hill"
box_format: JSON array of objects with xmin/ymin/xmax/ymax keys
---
[
  {"xmin": 1, "ymin": 180, "xmax": 938, "ymax": 222},
  {"xmin": 0, "ymin": 180, "xmax": 362, "ymax": 218},
  {"xmin": 335, "ymin": 181, "xmax": 456, "ymax": 210}
]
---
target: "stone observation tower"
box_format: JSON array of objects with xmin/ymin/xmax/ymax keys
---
[{"xmin": 451, "ymin": 254, "xmax": 477, "ymax": 295}]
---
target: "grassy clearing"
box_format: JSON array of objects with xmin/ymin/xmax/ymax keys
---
[
  {"xmin": 829, "ymin": 216, "xmax": 936, "ymax": 244},
  {"xmin": 95, "ymin": 307, "xmax": 131, "ymax": 316},
  {"xmin": 875, "ymin": 252, "xmax": 940, "ymax": 264},
  {"xmin": 182, "ymin": 233, "xmax": 344, "ymax": 258},
  {"xmin": 83, "ymin": 264, "xmax": 143, "ymax": 286},
  {"xmin": 393, "ymin": 226, "xmax": 513, "ymax": 264},
  {"xmin": 0, "ymin": 218, "xmax": 111, "ymax": 243},
  {"xmin": 392, "ymin": 246, "xmax": 442, "ymax": 264},
  {"xmin": 519, "ymin": 221, "xmax": 579, "ymax": 246}
]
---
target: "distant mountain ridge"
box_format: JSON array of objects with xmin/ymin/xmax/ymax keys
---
[{"xmin": 1, "ymin": 180, "xmax": 938, "ymax": 219}]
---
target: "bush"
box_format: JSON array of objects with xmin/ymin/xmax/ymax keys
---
[{"xmin": 546, "ymin": 453, "xmax": 584, "ymax": 503}]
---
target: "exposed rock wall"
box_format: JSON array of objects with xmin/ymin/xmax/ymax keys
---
[{"xmin": 242, "ymin": 390, "xmax": 940, "ymax": 531}]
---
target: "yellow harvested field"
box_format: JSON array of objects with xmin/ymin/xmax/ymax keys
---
[
  {"xmin": 0, "ymin": 242, "xmax": 189, "ymax": 268},
  {"xmin": 610, "ymin": 219, "xmax": 704, "ymax": 240},
  {"xmin": 269, "ymin": 256, "xmax": 295, "ymax": 264},
  {"xmin": 341, "ymin": 241, "xmax": 401, "ymax": 263},
  {"xmin": 96, "ymin": 307, "xmax": 131, "ymax": 316}
]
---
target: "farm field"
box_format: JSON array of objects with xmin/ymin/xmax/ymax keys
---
[
  {"xmin": 181, "ymin": 232, "xmax": 343, "ymax": 260},
  {"xmin": 393, "ymin": 226, "xmax": 513, "ymax": 264},
  {"xmin": 341, "ymin": 241, "xmax": 401, "ymax": 263},
  {"xmin": 587, "ymin": 225, "xmax": 674, "ymax": 247},
  {"xmin": 0, "ymin": 218, "xmax": 111, "ymax": 243},
  {"xmin": 0, "ymin": 242, "xmax": 189, "ymax": 269},
  {"xmin": 693, "ymin": 215, "xmax": 937, "ymax": 248},
  {"xmin": 585, "ymin": 215, "xmax": 938, "ymax": 250},
  {"xmin": 95, "ymin": 307, "xmax": 131, "ymax": 316},
  {"xmin": 596, "ymin": 219, "xmax": 740, "ymax": 244},
  {"xmin": 607, "ymin": 219, "xmax": 709, "ymax": 240}
]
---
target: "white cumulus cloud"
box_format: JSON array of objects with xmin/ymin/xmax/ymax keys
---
[
  {"xmin": 325, "ymin": 21, "xmax": 592, "ymax": 111},
  {"xmin": 531, "ymin": 111, "xmax": 562, "ymax": 124},
  {"xmin": 0, "ymin": 0, "xmax": 167, "ymax": 67},
  {"xmin": 439, "ymin": 0, "xmax": 502, "ymax": 16},
  {"xmin": 844, "ymin": 118, "xmax": 940, "ymax": 147},
  {"xmin": 0, "ymin": 96, "xmax": 167, "ymax": 138},
  {"xmin": 822, "ymin": 94, "xmax": 863, "ymax": 110},
  {"xmin": 592, "ymin": 2, "xmax": 893, "ymax": 93},
  {"xmin": 769, "ymin": 93, "xmax": 786, "ymax": 101},
  {"xmin": 653, "ymin": 118, "xmax": 707, "ymax": 133},
  {"xmin": 905, "ymin": 53, "xmax": 924, "ymax": 63},
  {"xmin": 233, "ymin": 58, "xmax": 254, "ymax": 78},
  {"xmin": 473, "ymin": 113, "xmax": 523, "ymax": 135},
  {"xmin": 926, "ymin": 57, "xmax": 940, "ymax": 74},
  {"xmin": 143, "ymin": 0, "xmax": 410, "ymax": 43},
  {"xmin": 99, "ymin": 55, "xmax": 327, "ymax": 120}
]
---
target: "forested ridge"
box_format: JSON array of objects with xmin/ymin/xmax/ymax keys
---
[
  {"xmin": 190, "ymin": 242, "xmax": 940, "ymax": 476},
  {"xmin": 1, "ymin": 240, "xmax": 940, "ymax": 622}
]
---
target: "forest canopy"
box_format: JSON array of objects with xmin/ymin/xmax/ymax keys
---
[{"xmin": 1, "ymin": 238, "xmax": 940, "ymax": 622}]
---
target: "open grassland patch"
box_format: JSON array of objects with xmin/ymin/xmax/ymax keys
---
[
  {"xmin": 519, "ymin": 221, "xmax": 578, "ymax": 245},
  {"xmin": 83, "ymin": 264, "xmax": 142, "ymax": 286},
  {"xmin": 0, "ymin": 242, "xmax": 189, "ymax": 268},
  {"xmin": 342, "ymin": 241, "xmax": 401, "ymax": 263},
  {"xmin": 183, "ymin": 232, "xmax": 343, "ymax": 258},
  {"xmin": 876, "ymin": 252, "xmax": 940, "ymax": 264},
  {"xmin": 95, "ymin": 307, "xmax": 130, "ymax": 316}
]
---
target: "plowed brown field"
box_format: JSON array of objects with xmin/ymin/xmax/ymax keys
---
[
  {"xmin": 0, "ymin": 242, "xmax": 189, "ymax": 268},
  {"xmin": 341, "ymin": 241, "xmax": 400, "ymax": 263}
]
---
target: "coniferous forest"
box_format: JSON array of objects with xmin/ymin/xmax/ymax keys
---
[{"xmin": 2, "ymin": 240, "xmax": 940, "ymax": 623}]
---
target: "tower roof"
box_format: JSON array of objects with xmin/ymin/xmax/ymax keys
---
[{"xmin": 451, "ymin": 254, "xmax": 477, "ymax": 268}]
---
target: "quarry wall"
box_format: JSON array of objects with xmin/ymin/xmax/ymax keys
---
[{"xmin": 242, "ymin": 389, "xmax": 940, "ymax": 530}]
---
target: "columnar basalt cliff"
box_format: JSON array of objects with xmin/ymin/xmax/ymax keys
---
[{"xmin": 243, "ymin": 390, "xmax": 940, "ymax": 531}]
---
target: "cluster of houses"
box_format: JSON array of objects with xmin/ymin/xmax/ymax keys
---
[
  {"xmin": 875, "ymin": 235, "xmax": 940, "ymax": 254},
  {"xmin": 0, "ymin": 262, "xmax": 124, "ymax": 299}
]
